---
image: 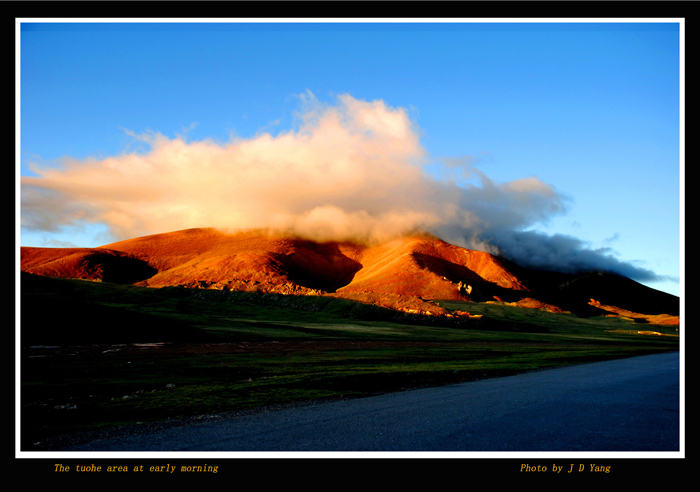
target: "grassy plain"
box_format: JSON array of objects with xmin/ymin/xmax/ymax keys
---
[{"xmin": 20, "ymin": 274, "xmax": 679, "ymax": 449}]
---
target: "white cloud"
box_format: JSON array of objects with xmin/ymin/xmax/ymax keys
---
[{"xmin": 21, "ymin": 92, "xmax": 665, "ymax": 281}]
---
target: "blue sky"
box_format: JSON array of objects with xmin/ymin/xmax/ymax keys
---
[{"xmin": 18, "ymin": 19, "xmax": 682, "ymax": 296}]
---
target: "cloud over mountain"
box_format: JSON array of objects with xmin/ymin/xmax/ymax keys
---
[{"xmin": 21, "ymin": 92, "xmax": 667, "ymax": 282}]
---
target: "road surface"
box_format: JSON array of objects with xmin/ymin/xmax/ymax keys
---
[{"xmin": 57, "ymin": 351, "xmax": 680, "ymax": 452}]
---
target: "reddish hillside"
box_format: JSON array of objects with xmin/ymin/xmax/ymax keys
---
[
  {"xmin": 21, "ymin": 247, "xmax": 156, "ymax": 284},
  {"xmin": 334, "ymin": 233, "xmax": 527, "ymax": 301},
  {"xmin": 97, "ymin": 228, "xmax": 528, "ymax": 301},
  {"xmin": 20, "ymin": 227, "xmax": 679, "ymax": 320},
  {"xmin": 98, "ymin": 228, "xmax": 362, "ymax": 294}
]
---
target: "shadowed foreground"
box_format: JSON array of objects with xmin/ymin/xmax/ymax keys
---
[{"xmin": 56, "ymin": 351, "xmax": 680, "ymax": 452}]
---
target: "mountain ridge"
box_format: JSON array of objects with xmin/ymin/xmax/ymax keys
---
[{"xmin": 20, "ymin": 227, "xmax": 679, "ymax": 323}]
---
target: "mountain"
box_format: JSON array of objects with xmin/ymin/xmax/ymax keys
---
[{"xmin": 20, "ymin": 227, "xmax": 679, "ymax": 323}]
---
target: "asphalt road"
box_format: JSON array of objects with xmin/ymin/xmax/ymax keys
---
[{"xmin": 59, "ymin": 351, "xmax": 681, "ymax": 452}]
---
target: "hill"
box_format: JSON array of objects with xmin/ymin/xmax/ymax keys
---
[{"xmin": 20, "ymin": 227, "xmax": 679, "ymax": 323}]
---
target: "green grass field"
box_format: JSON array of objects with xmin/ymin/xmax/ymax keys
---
[{"xmin": 20, "ymin": 274, "xmax": 679, "ymax": 449}]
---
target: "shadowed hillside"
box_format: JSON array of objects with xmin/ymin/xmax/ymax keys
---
[{"xmin": 21, "ymin": 247, "xmax": 157, "ymax": 284}]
